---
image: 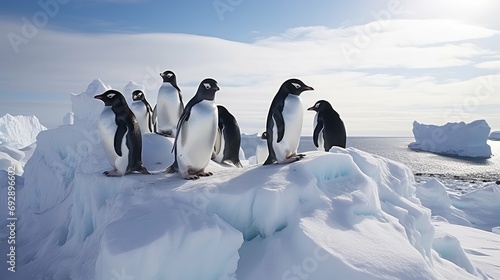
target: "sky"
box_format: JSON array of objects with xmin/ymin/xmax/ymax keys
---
[{"xmin": 1, "ymin": 0, "xmax": 500, "ymax": 136}]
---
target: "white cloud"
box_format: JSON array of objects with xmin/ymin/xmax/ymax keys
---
[
  {"xmin": 256, "ymin": 19, "xmax": 497, "ymax": 69},
  {"xmin": 1, "ymin": 18, "xmax": 499, "ymax": 134},
  {"xmin": 475, "ymin": 60, "xmax": 500, "ymax": 69}
]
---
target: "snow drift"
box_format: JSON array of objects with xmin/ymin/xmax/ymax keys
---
[
  {"xmin": 0, "ymin": 80, "xmax": 490, "ymax": 280},
  {"xmin": 408, "ymin": 120, "xmax": 492, "ymax": 158}
]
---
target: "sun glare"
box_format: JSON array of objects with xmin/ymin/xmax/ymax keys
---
[{"xmin": 414, "ymin": 0, "xmax": 497, "ymax": 20}]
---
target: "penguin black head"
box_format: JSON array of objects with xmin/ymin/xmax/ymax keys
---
[
  {"xmin": 280, "ymin": 78, "xmax": 314, "ymax": 96},
  {"xmin": 196, "ymin": 78, "xmax": 220, "ymax": 101},
  {"xmin": 94, "ymin": 90, "xmax": 127, "ymax": 107},
  {"xmin": 132, "ymin": 90, "xmax": 145, "ymax": 101},
  {"xmin": 160, "ymin": 70, "xmax": 181, "ymax": 92},
  {"xmin": 307, "ymin": 100, "xmax": 333, "ymax": 112},
  {"xmin": 160, "ymin": 70, "xmax": 176, "ymax": 83},
  {"xmin": 260, "ymin": 132, "xmax": 267, "ymax": 140}
]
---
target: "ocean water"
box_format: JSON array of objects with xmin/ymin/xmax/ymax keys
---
[{"xmin": 241, "ymin": 136, "xmax": 500, "ymax": 182}]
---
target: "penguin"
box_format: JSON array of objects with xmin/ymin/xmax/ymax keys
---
[
  {"xmin": 94, "ymin": 90, "xmax": 149, "ymax": 177},
  {"xmin": 213, "ymin": 105, "xmax": 243, "ymax": 168},
  {"xmin": 255, "ymin": 132, "xmax": 269, "ymax": 164},
  {"xmin": 130, "ymin": 89, "xmax": 155, "ymax": 134},
  {"xmin": 155, "ymin": 70, "xmax": 184, "ymax": 137},
  {"xmin": 263, "ymin": 78, "xmax": 314, "ymax": 165},
  {"xmin": 166, "ymin": 78, "xmax": 220, "ymax": 179},
  {"xmin": 307, "ymin": 100, "xmax": 347, "ymax": 151}
]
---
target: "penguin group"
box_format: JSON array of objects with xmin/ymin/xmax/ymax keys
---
[{"xmin": 94, "ymin": 71, "xmax": 346, "ymax": 179}]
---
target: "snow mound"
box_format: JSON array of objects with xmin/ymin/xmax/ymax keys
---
[
  {"xmin": 70, "ymin": 79, "xmax": 110, "ymax": 127},
  {"xmin": 7, "ymin": 147, "xmax": 487, "ymax": 279},
  {"xmin": 434, "ymin": 221, "xmax": 500, "ymax": 279},
  {"xmin": 489, "ymin": 131, "xmax": 500, "ymax": 141},
  {"xmin": 451, "ymin": 184, "xmax": 500, "ymax": 231},
  {"xmin": 0, "ymin": 144, "xmax": 36, "ymax": 175},
  {"xmin": 96, "ymin": 199, "xmax": 242, "ymax": 280},
  {"xmin": 416, "ymin": 179, "xmax": 471, "ymax": 227},
  {"xmin": 416, "ymin": 177, "xmax": 500, "ymax": 233},
  {"xmin": 408, "ymin": 120, "xmax": 492, "ymax": 158},
  {"xmin": 1, "ymin": 80, "xmax": 489, "ymax": 279},
  {"xmin": 0, "ymin": 114, "xmax": 47, "ymax": 149}
]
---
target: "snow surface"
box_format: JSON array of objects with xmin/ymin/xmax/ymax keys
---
[
  {"xmin": 409, "ymin": 120, "xmax": 492, "ymax": 158},
  {"xmin": 1, "ymin": 80, "xmax": 499, "ymax": 280},
  {"xmin": 433, "ymin": 221, "xmax": 500, "ymax": 279},
  {"xmin": 0, "ymin": 114, "xmax": 46, "ymax": 149},
  {"xmin": 490, "ymin": 131, "xmax": 500, "ymax": 141}
]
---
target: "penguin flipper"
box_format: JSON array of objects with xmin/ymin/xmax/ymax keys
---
[
  {"xmin": 178, "ymin": 91, "xmax": 185, "ymax": 108},
  {"xmin": 144, "ymin": 101, "xmax": 155, "ymax": 133},
  {"xmin": 114, "ymin": 122, "xmax": 127, "ymax": 157},
  {"xmin": 178, "ymin": 99, "xmax": 185, "ymax": 115},
  {"xmin": 273, "ymin": 107, "xmax": 285, "ymax": 143},
  {"xmin": 151, "ymin": 104, "xmax": 158, "ymax": 133},
  {"xmin": 171, "ymin": 107, "xmax": 191, "ymax": 153},
  {"xmin": 152, "ymin": 104, "xmax": 157, "ymax": 123},
  {"xmin": 313, "ymin": 120, "xmax": 324, "ymax": 148}
]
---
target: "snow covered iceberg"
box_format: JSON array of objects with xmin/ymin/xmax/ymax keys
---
[
  {"xmin": 0, "ymin": 114, "xmax": 46, "ymax": 149},
  {"xmin": 0, "ymin": 114, "xmax": 45, "ymax": 175},
  {"xmin": 0, "ymin": 80, "xmax": 489, "ymax": 280},
  {"xmin": 489, "ymin": 131, "xmax": 500, "ymax": 141},
  {"xmin": 408, "ymin": 120, "xmax": 492, "ymax": 158}
]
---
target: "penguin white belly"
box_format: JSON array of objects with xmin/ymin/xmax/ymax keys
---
[
  {"xmin": 157, "ymin": 84, "xmax": 182, "ymax": 135},
  {"xmin": 98, "ymin": 108, "xmax": 129, "ymax": 175},
  {"xmin": 313, "ymin": 114, "xmax": 324, "ymax": 151},
  {"xmin": 177, "ymin": 100, "xmax": 217, "ymax": 173},
  {"xmin": 130, "ymin": 102, "xmax": 149, "ymax": 134},
  {"xmin": 273, "ymin": 95, "xmax": 303, "ymax": 163},
  {"xmin": 256, "ymin": 140, "xmax": 269, "ymax": 164}
]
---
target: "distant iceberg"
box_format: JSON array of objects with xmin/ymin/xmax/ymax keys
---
[
  {"xmin": 0, "ymin": 114, "xmax": 45, "ymax": 175},
  {"xmin": 408, "ymin": 120, "xmax": 492, "ymax": 158},
  {"xmin": 489, "ymin": 131, "xmax": 500, "ymax": 141},
  {"xmin": 0, "ymin": 114, "xmax": 46, "ymax": 149}
]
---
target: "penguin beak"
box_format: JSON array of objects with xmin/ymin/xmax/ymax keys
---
[
  {"xmin": 304, "ymin": 86, "xmax": 314, "ymax": 91},
  {"xmin": 94, "ymin": 94, "xmax": 103, "ymax": 100},
  {"xmin": 307, "ymin": 106, "xmax": 316, "ymax": 111}
]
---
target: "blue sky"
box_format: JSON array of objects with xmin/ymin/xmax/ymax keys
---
[
  {"xmin": 1, "ymin": 0, "xmax": 500, "ymax": 135},
  {"xmin": 0, "ymin": 1, "xmax": 376, "ymax": 40}
]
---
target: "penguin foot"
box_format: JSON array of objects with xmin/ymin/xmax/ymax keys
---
[
  {"xmin": 263, "ymin": 156, "xmax": 276, "ymax": 165},
  {"xmin": 103, "ymin": 169, "xmax": 116, "ymax": 175},
  {"xmin": 232, "ymin": 160, "xmax": 243, "ymax": 168},
  {"xmin": 197, "ymin": 171, "xmax": 213, "ymax": 177},
  {"xmin": 104, "ymin": 170, "xmax": 123, "ymax": 177},
  {"xmin": 280, "ymin": 154, "xmax": 304, "ymax": 164},
  {"xmin": 184, "ymin": 175, "xmax": 200, "ymax": 180},
  {"xmin": 137, "ymin": 165, "xmax": 150, "ymax": 174}
]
